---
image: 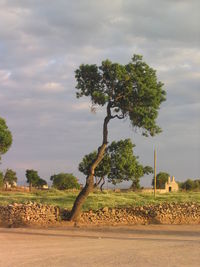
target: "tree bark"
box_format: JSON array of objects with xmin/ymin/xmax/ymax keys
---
[{"xmin": 69, "ymin": 102, "xmax": 112, "ymax": 221}]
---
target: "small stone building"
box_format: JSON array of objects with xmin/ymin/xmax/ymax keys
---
[
  {"xmin": 165, "ymin": 176, "xmax": 179, "ymax": 192},
  {"xmin": 141, "ymin": 176, "xmax": 179, "ymax": 194}
]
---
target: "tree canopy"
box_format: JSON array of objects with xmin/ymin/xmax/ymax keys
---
[
  {"xmin": 0, "ymin": 117, "xmax": 12, "ymax": 160},
  {"xmin": 79, "ymin": 139, "xmax": 153, "ymax": 190},
  {"xmin": 50, "ymin": 173, "xmax": 80, "ymax": 190},
  {"xmin": 26, "ymin": 169, "xmax": 47, "ymax": 190},
  {"xmin": 79, "ymin": 151, "xmax": 110, "ymax": 179},
  {"xmin": 107, "ymin": 139, "xmax": 138, "ymax": 184},
  {"xmin": 152, "ymin": 172, "xmax": 170, "ymax": 189},
  {"xmin": 4, "ymin": 169, "xmax": 17, "ymax": 188},
  {"xmin": 36, "ymin": 178, "xmax": 47, "ymax": 188},
  {"xmin": 26, "ymin": 169, "xmax": 40, "ymax": 191},
  {"xmin": 76, "ymin": 54, "xmax": 166, "ymax": 136},
  {"xmin": 130, "ymin": 164, "xmax": 153, "ymax": 190}
]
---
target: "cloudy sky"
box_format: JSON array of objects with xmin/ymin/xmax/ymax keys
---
[{"xmin": 0, "ymin": 0, "xmax": 199, "ymax": 187}]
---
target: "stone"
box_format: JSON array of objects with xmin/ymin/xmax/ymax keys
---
[{"xmin": 102, "ymin": 207, "xmax": 109, "ymax": 213}]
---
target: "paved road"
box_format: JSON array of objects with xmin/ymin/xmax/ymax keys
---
[{"xmin": 0, "ymin": 225, "xmax": 200, "ymax": 267}]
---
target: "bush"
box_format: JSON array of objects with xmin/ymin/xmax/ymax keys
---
[
  {"xmin": 50, "ymin": 173, "xmax": 80, "ymax": 190},
  {"xmin": 180, "ymin": 179, "xmax": 200, "ymax": 191}
]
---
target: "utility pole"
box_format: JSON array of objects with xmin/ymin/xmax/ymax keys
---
[{"xmin": 154, "ymin": 148, "xmax": 156, "ymax": 198}]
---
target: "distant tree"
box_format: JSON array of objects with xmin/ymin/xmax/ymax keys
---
[
  {"xmin": 79, "ymin": 139, "xmax": 152, "ymax": 191},
  {"xmin": 0, "ymin": 171, "xmax": 3, "ymax": 188},
  {"xmin": 152, "ymin": 172, "xmax": 170, "ymax": 189},
  {"xmin": 70, "ymin": 55, "xmax": 166, "ymax": 221},
  {"xmin": 0, "ymin": 117, "xmax": 12, "ymax": 161},
  {"xmin": 35, "ymin": 178, "xmax": 48, "ymax": 189},
  {"xmin": 3, "ymin": 168, "xmax": 17, "ymax": 190},
  {"xmin": 194, "ymin": 179, "xmax": 200, "ymax": 191},
  {"xmin": 180, "ymin": 179, "xmax": 199, "ymax": 191},
  {"xmin": 50, "ymin": 173, "xmax": 80, "ymax": 190},
  {"xmin": 26, "ymin": 169, "xmax": 40, "ymax": 192}
]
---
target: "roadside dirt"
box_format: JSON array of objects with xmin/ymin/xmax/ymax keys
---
[{"xmin": 0, "ymin": 225, "xmax": 200, "ymax": 267}]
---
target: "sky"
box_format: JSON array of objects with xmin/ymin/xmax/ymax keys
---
[{"xmin": 0, "ymin": 0, "xmax": 200, "ymax": 187}]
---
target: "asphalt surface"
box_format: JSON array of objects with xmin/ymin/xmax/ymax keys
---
[{"xmin": 0, "ymin": 225, "xmax": 200, "ymax": 267}]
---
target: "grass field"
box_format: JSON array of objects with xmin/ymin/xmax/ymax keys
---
[{"xmin": 0, "ymin": 189, "xmax": 200, "ymax": 211}]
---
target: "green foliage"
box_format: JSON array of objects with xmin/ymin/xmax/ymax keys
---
[
  {"xmin": 0, "ymin": 117, "xmax": 12, "ymax": 160},
  {"xmin": 79, "ymin": 139, "xmax": 153, "ymax": 188},
  {"xmin": 75, "ymin": 54, "xmax": 166, "ymax": 137},
  {"xmin": 26, "ymin": 169, "xmax": 41, "ymax": 187},
  {"xmin": 36, "ymin": 178, "xmax": 47, "ymax": 188},
  {"xmin": 107, "ymin": 139, "xmax": 137, "ymax": 184},
  {"xmin": 152, "ymin": 172, "xmax": 170, "ymax": 189},
  {"xmin": 179, "ymin": 179, "xmax": 200, "ymax": 191},
  {"xmin": 4, "ymin": 169, "xmax": 17, "ymax": 186},
  {"xmin": 0, "ymin": 172, "xmax": 3, "ymax": 188},
  {"xmin": 50, "ymin": 173, "xmax": 80, "ymax": 190},
  {"xmin": 0, "ymin": 190, "xmax": 200, "ymax": 210},
  {"xmin": 25, "ymin": 169, "xmax": 47, "ymax": 189},
  {"xmin": 130, "ymin": 164, "xmax": 153, "ymax": 190},
  {"xmin": 193, "ymin": 179, "xmax": 200, "ymax": 190},
  {"xmin": 79, "ymin": 151, "xmax": 110, "ymax": 178}
]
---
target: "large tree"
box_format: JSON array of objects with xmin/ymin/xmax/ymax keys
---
[
  {"xmin": 79, "ymin": 139, "xmax": 147, "ymax": 190},
  {"xmin": 69, "ymin": 55, "xmax": 166, "ymax": 221},
  {"xmin": 0, "ymin": 117, "xmax": 12, "ymax": 161}
]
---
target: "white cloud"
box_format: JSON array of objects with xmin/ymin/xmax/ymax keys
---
[
  {"xmin": 71, "ymin": 102, "xmax": 90, "ymax": 111},
  {"xmin": 0, "ymin": 69, "xmax": 11, "ymax": 82},
  {"xmin": 40, "ymin": 82, "xmax": 65, "ymax": 92}
]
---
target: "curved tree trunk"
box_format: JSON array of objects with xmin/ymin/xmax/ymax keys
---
[{"xmin": 69, "ymin": 103, "xmax": 112, "ymax": 221}]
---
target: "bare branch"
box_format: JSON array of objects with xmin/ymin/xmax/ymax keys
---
[{"xmin": 94, "ymin": 177, "xmax": 104, "ymax": 187}]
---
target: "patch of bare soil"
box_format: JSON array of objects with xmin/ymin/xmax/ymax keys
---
[{"xmin": 0, "ymin": 225, "xmax": 200, "ymax": 267}]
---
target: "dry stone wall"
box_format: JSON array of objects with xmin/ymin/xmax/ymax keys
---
[
  {"xmin": 63, "ymin": 202, "xmax": 200, "ymax": 225},
  {"xmin": 0, "ymin": 202, "xmax": 200, "ymax": 227},
  {"xmin": 0, "ymin": 202, "xmax": 60, "ymax": 227}
]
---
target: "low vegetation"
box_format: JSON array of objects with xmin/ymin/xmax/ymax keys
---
[
  {"xmin": 179, "ymin": 179, "xmax": 200, "ymax": 191},
  {"xmin": 0, "ymin": 190, "xmax": 199, "ymax": 211}
]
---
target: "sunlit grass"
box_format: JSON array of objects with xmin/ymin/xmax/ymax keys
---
[{"xmin": 0, "ymin": 189, "xmax": 199, "ymax": 211}]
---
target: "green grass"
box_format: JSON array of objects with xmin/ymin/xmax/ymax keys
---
[{"xmin": 0, "ymin": 189, "xmax": 200, "ymax": 211}]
